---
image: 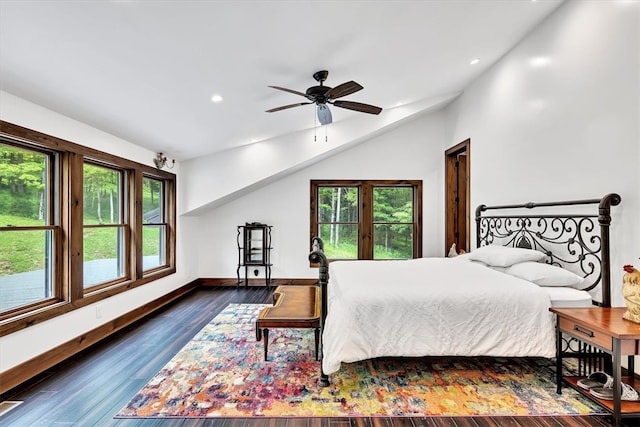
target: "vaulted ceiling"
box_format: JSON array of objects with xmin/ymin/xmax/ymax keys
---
[{"xmin": 0, "ymin": 0, "xmax": 564, "ymax": 161}]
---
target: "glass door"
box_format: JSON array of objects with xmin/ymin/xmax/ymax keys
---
[{"xmin": 245, "ymin": 226, "xmax": 265, "ymax": 264}]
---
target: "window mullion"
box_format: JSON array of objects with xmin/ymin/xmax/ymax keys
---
[
  {"xmin": 360, "ymin": 183, "xmax": 373, "ymax": 259},
  {"xmin": 414, "ymin": 184, "xmax": 422, "ymax": 258},
  {"xmin": 66, "ymin": 152, "xmax": 84, "ymax": 302}
]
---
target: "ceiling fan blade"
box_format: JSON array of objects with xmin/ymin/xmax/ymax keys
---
[
  {"xmin": 317, "ymin": 104, "xmax": 332, "ymax": 125},
  {"xmin": 268, "ymin": 85, "xmax": 309, "ymax": 98},
  {"xmin": 332, "ymin": 100, "xmax": 382, "ymax": 115},
  {"xmin": 325, "ymin": 81, "xmax": 363, "ymax": 99},
  {"xmin": 265, "ymin": 102, "xmax": 312, "ymax": 113}
]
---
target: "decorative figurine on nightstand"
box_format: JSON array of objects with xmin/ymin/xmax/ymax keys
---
[{"xmin": 622, "ymin": 260, "xmax": 640, "ymax": 323}]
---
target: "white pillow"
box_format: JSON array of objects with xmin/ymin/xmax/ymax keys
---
[
  {"xmin": 466, "ymin": 245, "xmax": 546, "ymax": 267},
  {"xmin": 455, "ymin": 252, "xmax": 487, "ymax": 265},
  {"xmin": 504, "ymin": 261, "xmax": 584, "ymax": 287}
]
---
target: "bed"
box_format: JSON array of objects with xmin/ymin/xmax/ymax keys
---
[{"xmin": 308, "ymin": 194, "xmax": 621, "ymax": 385}]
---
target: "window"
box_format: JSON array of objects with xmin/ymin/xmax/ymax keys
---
[
  {"xmin": 83, "ymin": 162, "xmax": 126, "ymax": 289},
  {"xmin": 372, "ymin": 186, "xmax": 416, "ymax": 259},
  {"xmin": 0, "ymin": 121, "xmax": 176, "ymax": 335},
  {"xmin": 310, "ymin": 180, "xmax": 422, "ymax": 260},
  {"xmin": 316, "ymin": 186, "xmax": 359, "ymax": 259},
  {"xmin": 0, "ymin": 142, "xmax": 58, "ymax": 314},
  {"xmin": 142, "ymin": 176, "xmax": 167, "ymax": 272}
]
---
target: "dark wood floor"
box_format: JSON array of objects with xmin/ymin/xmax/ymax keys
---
[{"xmin": 0, "ymin": 287, "xmax": 625, "ymax": 426}]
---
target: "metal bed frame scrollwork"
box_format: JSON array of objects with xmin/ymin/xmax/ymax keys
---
[
  {"xmin": 309, "ymin": 193, "xmax": 621, "ymax": 386},
  {"xmin": 475, "ymin": 193, "xmax": 621, "ymax": 307}
]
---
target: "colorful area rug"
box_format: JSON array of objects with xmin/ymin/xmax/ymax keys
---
[{"xmin": 116, "ymin": 303, "xmax": 604, "ymax": 418}]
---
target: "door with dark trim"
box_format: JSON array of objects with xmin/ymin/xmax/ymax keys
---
[{"xmin": 445, "ymin": 139, "xmax": 470, "ymax": 255}]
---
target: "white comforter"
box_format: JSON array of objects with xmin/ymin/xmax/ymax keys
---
[{"xmin": 322, "ymin": 257, "xmax": 556, "ymax": 375}]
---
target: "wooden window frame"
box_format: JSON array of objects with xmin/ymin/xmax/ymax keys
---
[
  {"xmin": 82, "ymin": 161, "xmax": 129, "ymax": 292},
  {"xmin": 141, "ymin": 175, "xmax": 172, "ymax": 275},
  {"xmin": 0, "ymin": 140, "xmax": 60, "ymax": 318},
  {"xmin": 310, "ymin": 179, "xmax": 422, "ymax": 261},
  {"xmin": 0, "ymin": 121, "xmax": 177, "ymax": 336}
]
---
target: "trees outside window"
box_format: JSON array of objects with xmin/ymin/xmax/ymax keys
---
[
  {"xmin": 310, "ymin": 180, "xmax": 422, "ymax": 260},
  {"xmin": 83, "ymin": 163, "xmax": 126, "ymax": 288},
  {"xmin": 372, "ymin": 186, "xmax": 415, "ymax": 259},
  {"xmin": 142, "ymin": 176, "xmax": 167, "ymax": 272},
  {"xmin": 317, "ymin": 186, "xmax": 359, "ymax": 259},
  {"xmin": 0, "ymin": 142, "xmax": 56, "ymax": 313}
]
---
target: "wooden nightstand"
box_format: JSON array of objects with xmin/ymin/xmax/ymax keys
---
[{"xmin": 550, "ymin": 307, "xmax": 640, "ymax": 426}]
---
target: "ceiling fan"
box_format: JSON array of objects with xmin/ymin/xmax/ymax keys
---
[{"xmin": 266, "ymin": 70, "xmax": 382, "ymax": 125}]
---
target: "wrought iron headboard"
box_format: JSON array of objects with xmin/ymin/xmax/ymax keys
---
[{"xmin": 475, "ymin": 193, "xmax": 621, "ymax": 307}]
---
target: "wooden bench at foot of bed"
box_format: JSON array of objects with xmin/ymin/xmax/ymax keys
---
[{"xmin": 255, "ymin": 285, "xmax": 321, "ymax": 361}]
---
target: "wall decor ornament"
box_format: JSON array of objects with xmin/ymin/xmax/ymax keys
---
[
  {"xmin": 622, "ymin": 260, "xmax": 640, "ymax": 324},
  {"xmin": 153, "ymin": 152, "xmax": 174, "ymax": 170}
]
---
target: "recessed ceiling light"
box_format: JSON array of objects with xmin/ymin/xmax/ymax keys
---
[
  {"xmin": 210, "ymin": 94, "xmax": 223, "ymax": 103},
  {"xmin": 470, "ymin": 58, "xmax": 480, "ymax": 65},
  {"xmin": 530, "ymin": 57, "xmax": 550, "ymax": 67}
]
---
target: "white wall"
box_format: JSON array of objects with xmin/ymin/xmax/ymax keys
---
[
  {"xmin": 0, "ymin": 92, "xmax": 199, "ymax": 372},
  {"xmin": 194, "ymin": 110, "xmax": 448, "ymax": 280},
  {"xmin": 444, "ymin": 0, "xmax": 639, "ymax": 306}
]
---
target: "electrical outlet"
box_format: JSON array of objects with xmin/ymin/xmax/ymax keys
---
[{"xmin": 95, "ymin": 304, "xmax": 102, "ymax": 319}]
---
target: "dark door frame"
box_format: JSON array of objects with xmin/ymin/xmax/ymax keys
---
[{"xmin": 445, "ymin": 139, "xmax": 470, "ymax": 255}]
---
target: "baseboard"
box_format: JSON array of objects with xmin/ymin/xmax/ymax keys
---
[
  {"xmin": 197, "ymin": 278, "xmax": 318, "ymax": 287},
  {"xmin": 0, "ymin": 280, "xmax": 199, "ymax": 396}
]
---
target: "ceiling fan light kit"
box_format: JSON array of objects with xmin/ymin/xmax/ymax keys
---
[
  {"xmin": 266, "ymin": 70, "xmax": 382, "ymax": 125},
  {"xmin": 317, "ymin": 104, "xmax": 332, "ymax": 125}
]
